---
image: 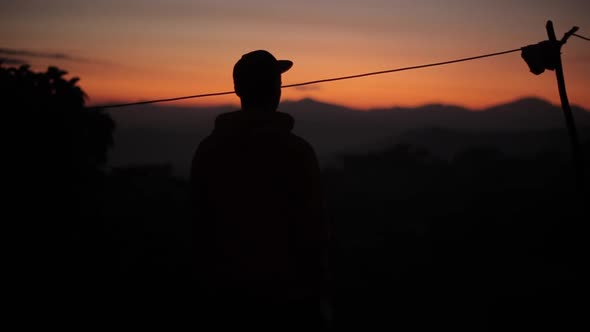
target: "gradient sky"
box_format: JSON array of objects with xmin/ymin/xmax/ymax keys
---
[{"xmin": 2, "ymin": 0, "xmax": 589, "ymax": 110}]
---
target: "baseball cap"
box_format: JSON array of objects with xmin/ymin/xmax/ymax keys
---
[{"xmin": 233, "ymin": 50, "xmax": 293, "ymax": 87}]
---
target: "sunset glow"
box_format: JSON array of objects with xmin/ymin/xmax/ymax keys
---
[{"xmin": 2, "ymin": 0, "xmax": 589, "ymax": 110}]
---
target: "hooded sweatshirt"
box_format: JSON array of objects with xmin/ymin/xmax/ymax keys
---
[{"xmin": 191, "ymin": 110, "xmax": 325, "ymax": 300}]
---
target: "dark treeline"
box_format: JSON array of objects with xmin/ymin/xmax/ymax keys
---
[
  {"xmin": 7, "ymin": 64, "xmax": 587, "ymax": 329},
  {"xmin": 94, "ymin": 141, "xmax": 589, "ymax": 329},
  {"xmin": 323, "ymin": 143, "xmax": 588, "ymax": 330}
]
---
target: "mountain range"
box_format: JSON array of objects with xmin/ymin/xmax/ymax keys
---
[{"xmin": 106, "ymin": 97, "xmax": 590, "ymax": 177}]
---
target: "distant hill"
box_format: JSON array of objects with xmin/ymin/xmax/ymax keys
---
[{"xmin": 106, "ymin": 97, "xmax": 590, "ymax": 177}]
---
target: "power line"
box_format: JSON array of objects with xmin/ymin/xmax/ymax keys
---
[
  {"xmin": 573, "ymin": 33, "xmax": 590, "ymax": 41},
  {"xmin": 89, "ymin": 90, "xmax": 236, "ymax": 109},
  {"xmin": 282, "ymin": 48, "xmax": 521, "ymax": 89},
  {"xmin": 87, "ymin": 47, "xmax": 522, "ymax": 110}
]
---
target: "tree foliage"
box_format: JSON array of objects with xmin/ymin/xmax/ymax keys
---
[{"xmin": 1, "ymin": 63, "xmax": 114, "ymax": 170}]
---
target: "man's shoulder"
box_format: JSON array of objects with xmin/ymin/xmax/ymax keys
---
[{"xmin": 287, "ymin": 132, "xmax": 315, "ymax": 152}]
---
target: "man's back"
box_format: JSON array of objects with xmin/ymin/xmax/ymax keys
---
[{"xmin": 191, "ymin": 110, "xmax": 325, "ymax": 300}]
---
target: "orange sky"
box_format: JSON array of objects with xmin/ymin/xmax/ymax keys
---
[{"xmin": 2, "ymin": 1, "xmax": 589, "ymax": 110}]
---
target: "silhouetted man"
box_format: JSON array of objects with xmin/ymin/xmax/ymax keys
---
[{"xmin": 191, "ymin": 50, "xmax": 327, "ymax": 329}]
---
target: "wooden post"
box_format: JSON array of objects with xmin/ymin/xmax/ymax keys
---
[{"xmin": 545, "ymin": 20, "xmax": 584, "ymax": 193}]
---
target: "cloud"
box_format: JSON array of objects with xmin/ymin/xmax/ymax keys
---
[
  {"xmin": 0, "ymin": 57, "xmax": 28, "ymax": 65},
  {"xmin": 0, "ymin": 47, "xmax": 108, "ymax": 64}
]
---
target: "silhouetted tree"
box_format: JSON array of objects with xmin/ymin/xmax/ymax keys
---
[
  {"xmin": 3, "ymin": 64, "xmax": 115, "ymax": 305},
  {"xmin": 2, "ymin": 64, "xmax": 114, "ymax": 171}
]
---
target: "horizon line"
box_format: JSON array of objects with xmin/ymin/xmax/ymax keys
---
[{"xmin": 92, "ymin": 95, "xmax": 590, "ymax": 113}]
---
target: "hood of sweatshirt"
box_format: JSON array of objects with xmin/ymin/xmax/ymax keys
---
[{"xmin": 212, "ymin": 110, "xmax": 295, "ymax": 136}]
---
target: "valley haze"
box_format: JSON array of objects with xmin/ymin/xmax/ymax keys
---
[{"xmin": 106, "ymin": 97, "xmax": 590, "ymax": 178}]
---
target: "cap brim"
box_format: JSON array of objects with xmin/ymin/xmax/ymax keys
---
[{"xmin": 278, "ymin": 60, "xmax": 293, "ymax": 73}]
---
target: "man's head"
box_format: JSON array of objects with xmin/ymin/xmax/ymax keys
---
[{"xmin": 233, "ymin": 50, "xmax": 292, "ymax": 112}]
